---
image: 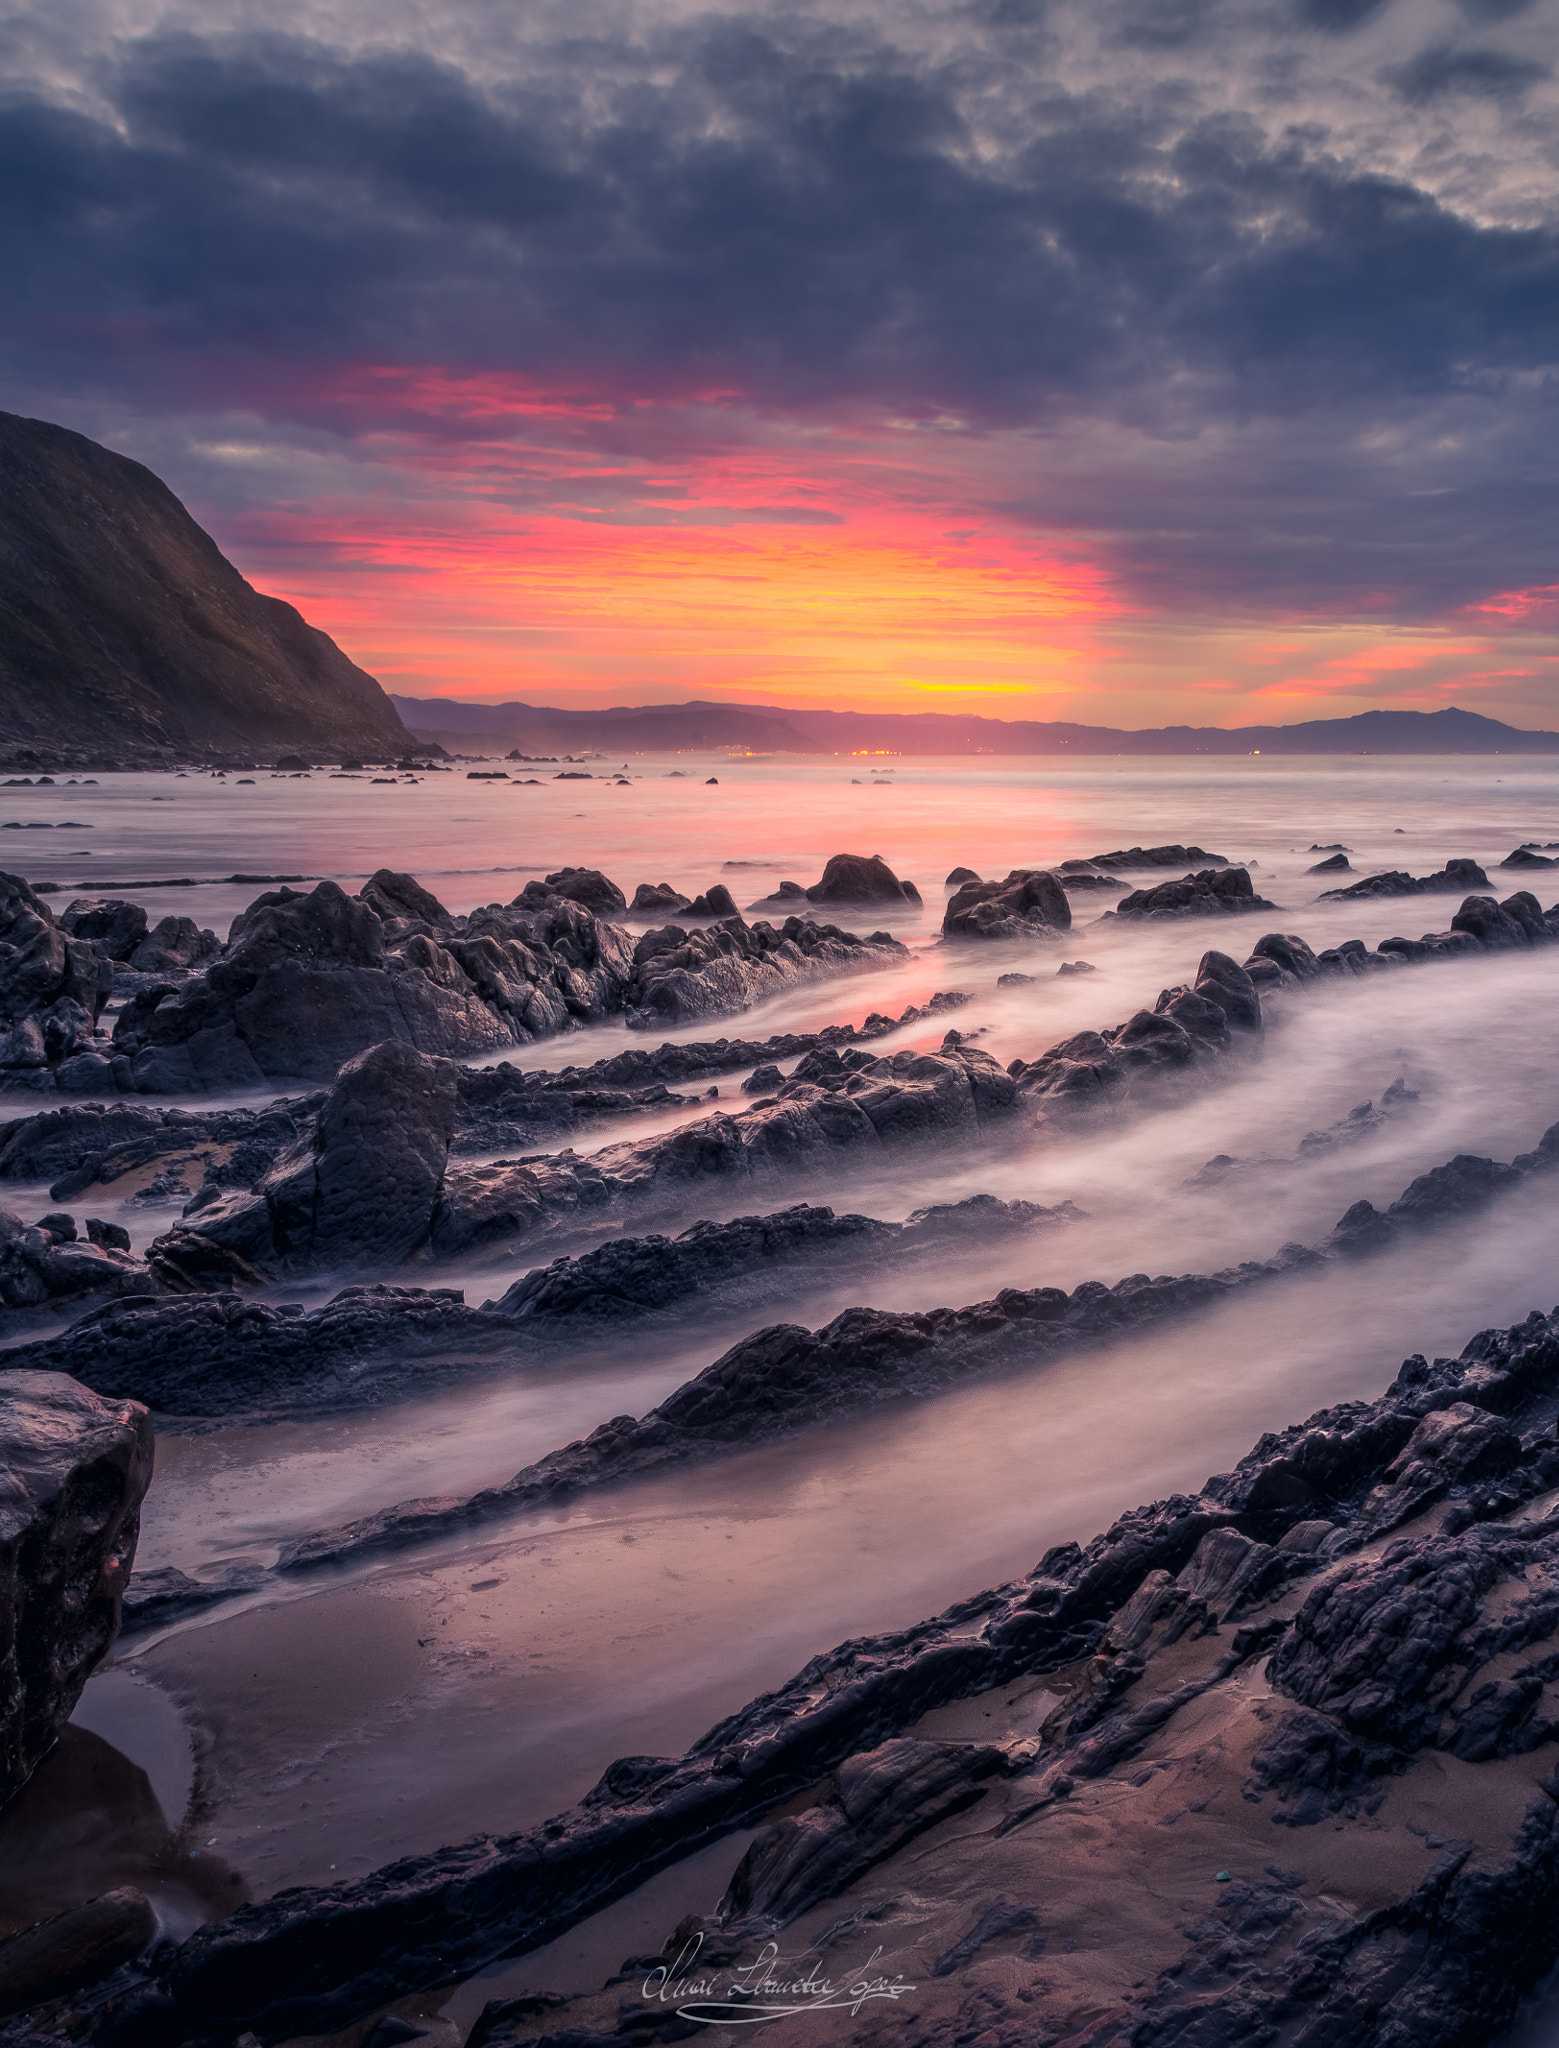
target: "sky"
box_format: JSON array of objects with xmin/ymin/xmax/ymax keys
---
[{"xmin": 3, "ymin": 0, "xmax": 1558, "ymax": 727}]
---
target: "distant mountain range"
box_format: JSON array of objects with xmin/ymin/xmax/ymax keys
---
[
  {"xmin": 392, "ymin": 697, "xmax": 1559, "ymax": 757},
  {"xmin": 0, "ymin": 412, "xmax": 413, "ymax": 762}
]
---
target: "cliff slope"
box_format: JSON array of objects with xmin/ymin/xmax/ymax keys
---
[{"xmin": 0, "ymin": 412, "xmax": 411, "ymax": 760}]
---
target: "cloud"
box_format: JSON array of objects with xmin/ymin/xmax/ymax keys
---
[
  {"xmin": 2, "ymin": 0, "xmax": 1556, "ymax": 686},
  {"xmin": 1390, "ymin": 40, "xmax": 1551, "ymax": 97}
]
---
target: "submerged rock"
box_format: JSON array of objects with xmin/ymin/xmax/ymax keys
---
[
  {"xmin": 1319, "ymin": 857, "xmax": 1490, "ymax": 900},
  {"xmin": 803, "ymin": 854, "xmax": 921, "ymax": 906},
  {"xmin": 1086, "ymin": 843, "xmax": 1229, "ymax": 870},
  {"xmin": 0, "ymin": 1372, "xmax": 152, "ymax": 1805},
  {"xmin": 1102, "ymin": 865, "xmax": 1276, "ymax": 919}
]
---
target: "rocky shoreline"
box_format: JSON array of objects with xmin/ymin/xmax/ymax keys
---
[{"xmin": 16, "ymin": 1293, "xmax": 1559, "ymax": 2048}]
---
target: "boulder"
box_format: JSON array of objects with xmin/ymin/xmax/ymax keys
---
[
  {"xmin": 540, "ymin": 868, "xmax": 628, "ymax": 916},
  {"xmin": 0, "ymin": 1372, "xmax": 152, "ymax": 1805},
  {"xmin": 59, "ymin": 898, "xmax": 150, "ymax": 960},
  {"xmin": 1106, "ymin": 867, "xmax": 1276, "ymax": 919},
  {"xmin": 684, "ymin": 884, "xmax": 740, "ymax": 919},
  {"xmin": 1320, "ymin": 857, "xmax": 1490, "ymax": 901},
  {"xmin": 1501, "ymin": 846, "xmax": 1558, "ymax": 870},
  {"xmin": 0, "ymin": 1205, "xmax": 152, "ymax": 1309},
  {"xmin": 804, "ymin": 854, "xmax": 920, "ymax": 905},
  {"xmin": 172, "ymin": 1040, "xmax": 457, "ymax": 1276},
  {"xmin": 944, "ymin": 867, "xmax": 981, "ymax": 886},
  {"xmin": 1087, "ymin": 843, "xmax": 1229, "ymax": 870},
  {"xmin": 128, "ymin": 915, "xmax": 221, "ymax": 974},
  {"xmin": 1306, "ymin": 852, "xmax": 1350, "ymax": 874},
  {"xmin": 942, "ymin": 869, "xmax": 1070, "ymax": 941},
  {"xmin": 630, "ymin": 883, "xmax": 692, "ymax": 914}
]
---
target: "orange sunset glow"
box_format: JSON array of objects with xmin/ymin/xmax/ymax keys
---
[{"xmin": 195, "ymin": 367, "xmax": 1554, "ymax": 726}]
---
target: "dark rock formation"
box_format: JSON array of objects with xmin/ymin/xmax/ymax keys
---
[
  {"xmin": 425, "ymin": 1041, "xmax": 1019, "ymax": 1260},
  {"xmin": 944, "ymin": 867, "xmax": 980, "ymax": 886},
  {"xmin": 0, "ymin": 874, "xmax": 108, "ymax": 1089},
  {"xmin": 1503, "ymin": 845, "xmax": 1559, "ymax": 870},
  {"xmin": 1102, "ymin": 866, "xmax": 1276, "ymax": 919},
  {"xmin": 630, "ymin": 884, "xmax": 691, "ymax": 914},
  {"xmin": 2, "ymin": 1287, "xmax": 512, "ymax": 1419},
  {"xmin": 72, "ymin": 1301, "xmax": 1559, "ymax": 2048},
  {"xmin": 624, "ymin": 916, "xmax": 907, "ymax": 1029},
  {"xmin": 0, "ymin": 1889, "xmax": 157, "ymax": 2017},
  {"xmin": 0, "ymin": 1199, "xmax": 1072, "ymax": 1421},
  {"xmin": 1086, "ymin": 843, "xmax": 1229, "ymax": 869},
  {"xmin": 0, "ymin": 410, "xmax": 412, "ymax": 760},
  {"xmin": 942, "ymin": 870, "xmax": 1070, "ymax": 941},
  {"xmin": 276, "ymin": 1122, "xmax": 1559, "ymax": 1572},
  {"xmin": 1320, "ymin": 857, "xmax": 1490, "ymax": 900},
  {"xmin": 1010, "ymin": 947, "xmax": 1260, "ymax": 1113},
  {"xmin": 803, "ymin": 855, "xmax": 920, "ymax": 906},
  {"xmin": 58, "ymin": 901, "xmax": 148, "ymax": 962},
  {"xmin": 0, "ymin": 1098, "xmax": 305, "ymax": 1204},
  {"xmin": 532, "ymin": 869, "xmax": 628, "ymax": 917},
  {"xmin": 491, "ymin": 1196, "xmax": 1072, "ymax": 1327},
  {"xmin": 1307, "ymin": 851, "xmax": 1350, "ymax": 873},
  {"xmin": 164, "ymin": 1042, "xmax": 457, "ymax": 1278},
  {"xmin": 0, "ymin": 1208, "xmax": 151, "ymax": 1312},
  {"xmin": 125, "ymin": 917, "xmax": 219, "ymax": 975},
  {"xmin": 107, "ymin": 875, "xmax": 634, "ymax": 1087},
  {"xmin": 0, "ymin": 1372, "xmax": 151, "ymax": 1806}
]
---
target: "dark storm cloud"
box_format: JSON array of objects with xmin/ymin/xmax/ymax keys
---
[
  {"xmin": 1390, "ymin": 39, "xmax": 1551, "ymax": 95},
  {"xmin": 3, "ymin": 1, "xmax": 1557, "ymax": 626},
  {"xmin": 2, "ymin": 17, "xmax": 1556, "ymax": 426}
]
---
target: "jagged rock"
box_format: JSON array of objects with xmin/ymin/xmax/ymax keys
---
[
  {"xmin": 166, "ymin": 1041, "xmax": 456, "ymax": 1276},
  {"xmin": 128, "ymin": 915, "xmax": 220, "ymax": 974},
  {"xmin": 1103, "ymin": 866, "xmax": 1276, "ymax": 919},
  {"xmin": 1320, "ymin": 857, "xmax": 1490, "ymax": 900},
  {"xmin": 1307, "ymin": 852, "xmax": 1350, "ymax": 874},
  {"xmin": 3, "ymin": 1286, "xmax": 508, "ymax": 1417},
  {"xmin": 1087, "ymin": 843, "xmax": 1229, "ymax": 870},
  {"xmin": 489, "ymin": 1196, "xmax": 1069, "ymax": 1329},
  {"xmin": 85, "ymin": 1305, "xmax": 1559, "ymax": 2048},
  {"xmin": 0, "ymin": 1099, "xmax": 303, "ymax": 1203},
  {"xmin": 1010, "ymin": 948, "xmax": 1260, "ymax": 1112},
  {"xmin": 624, "ymin": 916, "xmax": 907, "ymax": 1029},
  {"xmin": 109, "ymin": 878, "xmax": 632, "ymax": 1086},
  {"xmin": 0, "ymin": 873, "xmax": 106, "ymax": 1081},
  {"xmin": 942, "ymin": 870, "xmax": 1070, "ymax": 941},
  {"xmin": 683, "ymin": 884, "xmax": 740, "ymax": 919},
  {"xmin": 0, "ymin": 1372, "xmax": 152, "ymax": 1805},
  {"xmin": 0, "ymin": 1206, "xmax": 151, "ymax": 1309},
  {"xmin": 803, "ymin": 854, "xmax": 920, "ymax": 906},
  {"xmin": 630, "ymin": 883, "xmax": 691, "ymax": 914},
  {"xmin": 534, "ymin": 868, "xmax": 628, "ymax": 917},
  {"xmin": 429, "ymin": 1042, "xmax": 1017, "ymax": 1259},
  {"xmin": 1502, "ymin": 846, "xmax": 1558, "ymax": 870},
  {"xmin": 59, "ymin": 898, "xmax": 149, "ymax": 961}
]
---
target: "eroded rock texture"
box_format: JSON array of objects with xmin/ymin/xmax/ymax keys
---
[
  {"xmin": 942, "ymin": 870, "xmax": 1071, "ymax": 941},
  {"xmin": 70, "ymin": 1304, "xmax": 1559, "ymax": 2048},
  {"xmin": 12, "ymin": 861, "xmax": 912, "ymax": 1099},
  {"xmin": 0, "ymin": 1373, "xmax": 151, "ymax": 1807}
]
